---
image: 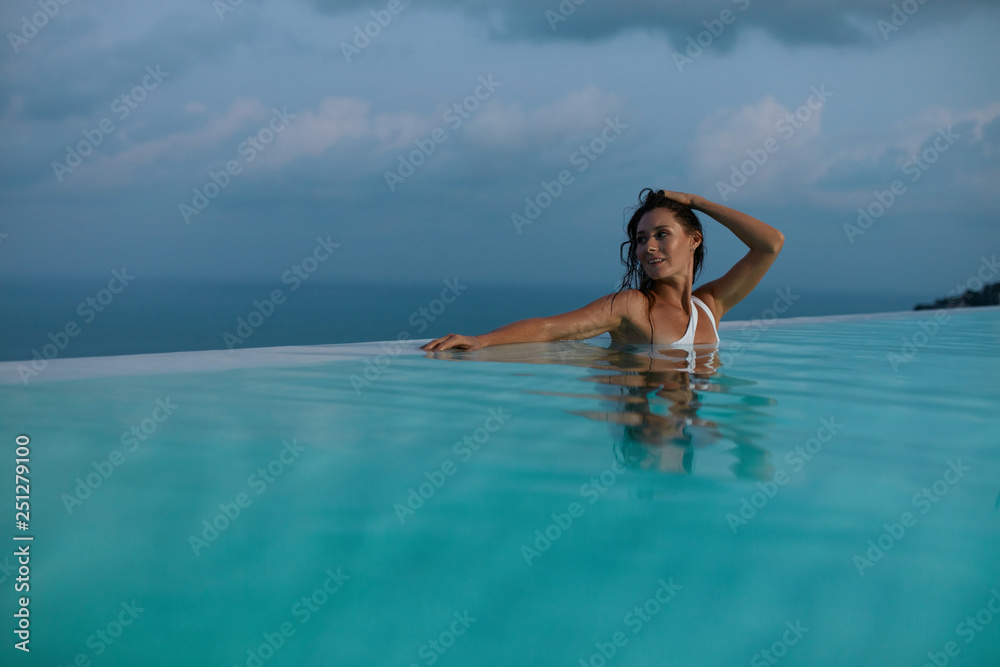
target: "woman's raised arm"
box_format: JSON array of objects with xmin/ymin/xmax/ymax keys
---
[{"xmin": 661, "ymin": 190, "xmax": 784, "ymax": 319}]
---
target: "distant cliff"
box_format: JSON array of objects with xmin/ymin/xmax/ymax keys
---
[{"xmin": 914, "ymin": 282, "xmax": 1000, "ymax": 310}]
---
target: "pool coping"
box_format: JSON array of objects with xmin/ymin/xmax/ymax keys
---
[{"xmin": 2, "ymin": 305, "xmax": 997, "ymax": 386}]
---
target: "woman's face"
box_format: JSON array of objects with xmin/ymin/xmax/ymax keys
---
[{"xmin": 634, "ymin": 208, "xmax": 699, "ymax": 280}]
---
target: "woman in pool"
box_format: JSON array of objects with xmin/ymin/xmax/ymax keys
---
[{"xmin": 419, "ymin": 188, "xmax": 784, "ymax": 352}]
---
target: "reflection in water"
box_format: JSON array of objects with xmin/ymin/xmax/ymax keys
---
[{"xmin": 423, "ymin": 338, "xmax": 776, "ymax": 480}]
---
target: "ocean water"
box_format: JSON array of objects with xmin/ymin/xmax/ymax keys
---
[
  {"xmin": 0, "ymin": 306, "xmax": 998, "ymax": 666},
  {"xmin": 0, "ymin": 279, "xmax": 930, "ymax": 362}
]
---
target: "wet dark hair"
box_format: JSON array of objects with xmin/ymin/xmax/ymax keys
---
[{"xmin": 611, "ymin": 188, "xmax": 707, "ymax": 343}]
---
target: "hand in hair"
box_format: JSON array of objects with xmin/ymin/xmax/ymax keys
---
[{"xmin": 656, "ymin": 190, "xmax": 700, "ymax": 208}]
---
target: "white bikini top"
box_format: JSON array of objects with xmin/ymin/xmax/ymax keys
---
[
  {"xmin": 612, "ymin": 295, "xmax": 720, "ymax": 374},
  {"xmin": 670, "ymin": 295, "xmax": 719, "ymax": 346}
]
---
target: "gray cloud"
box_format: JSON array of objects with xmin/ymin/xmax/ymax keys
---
[
  {"xmin": 308, "ymin": 0, "xmax": 1000, "ymax": 47},
  {"xmin": 0, "ymin": 10, "xmax": 266, "ymax": 122},
  {"xmin": 1, "ymin": 0, "xmax": 996, "ymax": 298}
]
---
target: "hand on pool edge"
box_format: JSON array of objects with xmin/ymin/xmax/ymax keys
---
[{"xmin": 420, "ymin": 334, "xmax": 484, "ymax": 352}]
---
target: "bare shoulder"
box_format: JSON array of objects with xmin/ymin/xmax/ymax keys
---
[
  {"xmin": 533, "ymin": 289, "xmax": 647, "ymax": 342},
  {"xmin": 692, "ymin": 285, "xmax": 723, "ymax": 326},
  {"xmin": 602, "ymin": 288, "xmax": 656, "ymax": 334},
  {"xmin": 567, "ymin": 289, "xmax": 645, "ymax": 331},
  {"xmin": 603, "ymin": 288, "xmax": 648, "ymax": 318}
]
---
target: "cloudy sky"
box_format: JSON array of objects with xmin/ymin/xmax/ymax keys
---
[{"xmin": 1, "ymin": 0, "xmax": 998, "ymax": 299}]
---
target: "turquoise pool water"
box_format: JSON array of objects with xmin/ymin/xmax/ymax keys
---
[{"xmin": 1, "ymin": 307, "xmax": 999, "ymax": 666}]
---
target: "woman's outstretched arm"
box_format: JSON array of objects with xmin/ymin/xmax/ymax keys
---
[
  {"xmin": 419, "ymin": 292, "xmax": 632, "ymax": 352},
  {"xmin": 661, "ymin": 190, "xmax": 784, "ymax": 319}
]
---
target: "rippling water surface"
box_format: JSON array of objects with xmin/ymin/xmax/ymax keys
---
[{"xmin": 1, "ymin": 307, "xmax": 998, "ymax": 666}]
